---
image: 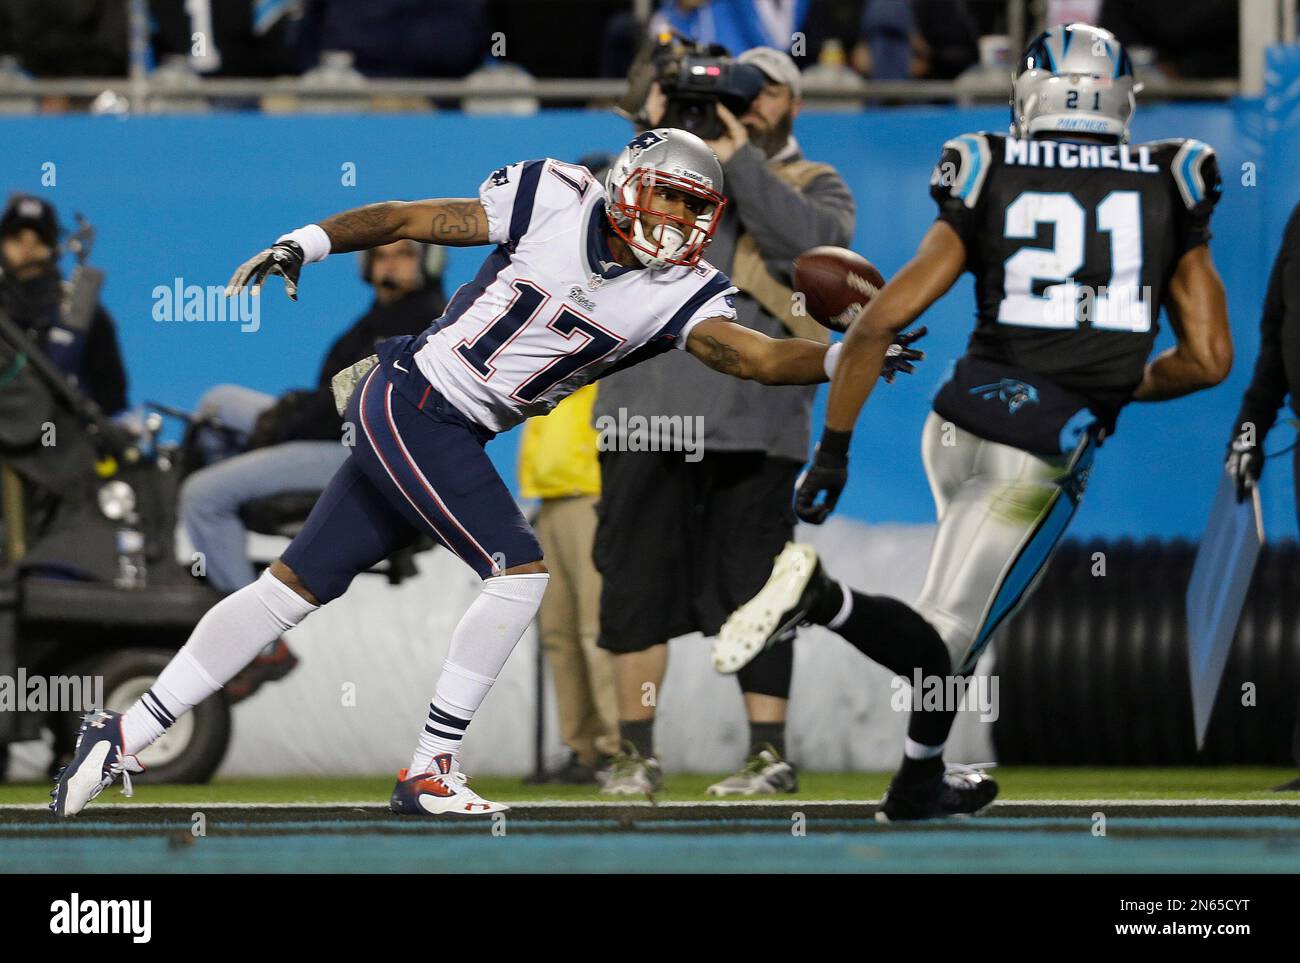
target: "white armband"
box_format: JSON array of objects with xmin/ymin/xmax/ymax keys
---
[
  {"xmin": 276, "ymin": 224, "xmax": 331, "ymax": 264},
  {"xmin": 823, "ymin": 341, "xmax": 844, "ymax": 380}
]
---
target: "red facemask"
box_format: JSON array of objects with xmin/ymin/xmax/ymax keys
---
[{"xmin": 606, "ymin": 167, "xmax": 727, "ymax": 268}]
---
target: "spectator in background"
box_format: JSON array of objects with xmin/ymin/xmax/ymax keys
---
[
  {"xmin": 519, "ymin": 383, "xmax": 619, "ymax": 784},
  {"xmin": 596, "ymin": 47, "xmax": 855, "ymax": 797},
  {"xmin": 0, "ymin": 0, "xmax": 127, "ymax": 78},
  {"xmin": 650, "ymin": 0, "xmax": 812, "ymax": 57},
  {"xmin": 0, "ymin": 195, "xmax": 127, "ymax": 417},
  {"xmin": 180, "ymin": 239, "xmax": 446, "ymax": 701},
  {"xmin": 1045, "ymin": 1, "xmax": 1101, "ymax": 28},
  {"xmin": 851, "ymin": 0, "xmax": 979, "ymax": 80},
  {"xmin": 149, "ymin": 0, "xmax": 303, "ymax": 77},
  {"xmin": 1100, "ymin": 0, "xmax": 1238, "ymax": 78},
  {"xmin": 297, "ymin": 0, "xmax": 491, "ymax": 78},
  {"xmin": 1224, "ymin": 201, "xmax": 1300, "ymax": 792}
]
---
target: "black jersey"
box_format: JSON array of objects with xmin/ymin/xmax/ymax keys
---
[{"xmin": 931, "ymin": 131, "xmax": 1221, "ymax": 412}]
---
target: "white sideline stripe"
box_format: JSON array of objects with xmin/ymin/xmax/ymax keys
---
[{"xmin": 3, "ymin": 798, "xmax": 1300, "ymax": 812}]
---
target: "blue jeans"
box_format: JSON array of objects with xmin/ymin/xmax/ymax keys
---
[{"xmin": 181, "ymin": 384, "xmax": 349, "ymax": 593}]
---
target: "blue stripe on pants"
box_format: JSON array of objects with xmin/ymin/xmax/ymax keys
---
[{"xmin": 961, "ymin": 438, "xmax": 1096, "ymax": 673}]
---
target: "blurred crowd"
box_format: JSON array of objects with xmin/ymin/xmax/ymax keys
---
[{"xmin": 0, "ymin": 0, "xmax": 1245, "ymax": 113}]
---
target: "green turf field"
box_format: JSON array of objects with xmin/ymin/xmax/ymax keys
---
[
  {"xmin": 6, "ymin": 768, "xmax": 1298, "ymax": 873},
  {"xmin": 2, "ymin": 766, "xmax": 1295, "ymax": 806}
]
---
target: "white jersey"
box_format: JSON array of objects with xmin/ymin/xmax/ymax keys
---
[{"xmin": 412, "ymin": 158, "xmax": 737, "ymax": 432}]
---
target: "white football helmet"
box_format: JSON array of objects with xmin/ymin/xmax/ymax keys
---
[
  {"xmin": 1011, "ymin": 23, "xmax": 1139, "ymax": 143},
  {"xmin": 605, "ymin": 128, "xmax": 726, "ymax": 270}
]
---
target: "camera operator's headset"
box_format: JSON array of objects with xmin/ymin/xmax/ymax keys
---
[{"xmin": 357, "ymin": 241, "xmax": 446, "ymax": 286}]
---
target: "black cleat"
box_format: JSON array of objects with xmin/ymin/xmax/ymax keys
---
[{"xmin": 877, "ymin": 765, "xmax": 999, "ymax": 822}]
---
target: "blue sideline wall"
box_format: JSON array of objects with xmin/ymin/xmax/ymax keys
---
[{"xmin": 3, "ymin": 60, "xmax": 1298, "ymax": 539}]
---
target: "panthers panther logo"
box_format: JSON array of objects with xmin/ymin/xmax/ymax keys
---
[{"xmin": 970, "ymin": 378, "xmax": 1039, "ymax": 414}]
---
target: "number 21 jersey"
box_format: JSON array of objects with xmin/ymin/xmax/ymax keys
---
[{"xmin": 931, "ymin": 131, "xmax": 1221, "ymax": 412}]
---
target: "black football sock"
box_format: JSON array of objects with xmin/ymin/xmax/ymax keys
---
[
  {"xmin": 805, "ymin": 570, "xmax": 848, "ymax": 626},
  {"xmin": 748, "ymin": 721, "xmax": 786, "ymax": 760},
  {"xmin": 821, "ymin": 588, "xmax": 959, "ymax": 782},
  {"xmin": 897, "ymin": 754, "xmax": 945, "ymax": 786},
  {"xmin": 827, "ymin": 589, "xmax": 951, "ymax": 680},
  {"xmin": 619, "ymin": 719, "xmax": 654, "ymax": 759}
]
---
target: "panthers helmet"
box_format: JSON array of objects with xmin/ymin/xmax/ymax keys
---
[
  {"xmin": 1011, "ymin": 24, "xmax": 1138, "ymax": 143},
  {"xmin": 605, "ymin": 128, "xmax": 726, "ymax": 270}
]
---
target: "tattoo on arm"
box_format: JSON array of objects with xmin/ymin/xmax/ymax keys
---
[
  {"xmin": 319, "ymin": 198, "xmax": 489, "ymax": 252},
  {"xmin": 697, "ymin": 334, "xmax": 744, "ymax": 377},
  {"xmin": 429, "ymin": 200, "xmax": 488, "ymax": 244},
  {"xmin": 318, "ymin": 203, "xmax": 406, "ymax": 253}
]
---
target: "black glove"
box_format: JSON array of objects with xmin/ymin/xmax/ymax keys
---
[
  {"xmin": 880, "ymin": 325, "xmax": 927, "ymax": 384},
  {"xmin": 226, "ymin": 240, "xmax": 306, "ymax": 301},
  {"xmin": 1226, "ymin": 434, "xmax": 1264, "ymax": 503},
  {"xmin": 795, "ymin": 428, "xmax": 851, "ymax": 524}
]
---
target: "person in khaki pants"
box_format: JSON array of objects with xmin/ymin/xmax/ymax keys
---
[{"xmin": 519, "ymin": 384, "xmax": 619, "ymax": 783}]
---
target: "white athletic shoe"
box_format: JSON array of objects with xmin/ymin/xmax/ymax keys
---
[
  {"xmin": 713, "ymin": 543, "xmax": 826, "ymax": 674},
  {"xmin": 599, "ymin": 751, "xmax": 664, "ymax": 798},
  {"xmin": 706, "ymin": 748, "xmax": 799, "ymax": 796},
  {"xmin": 50, "ymin": 709, "xmax": 145, "ymax": 818},
  {"xmin": 389, "ymin": 755, "xmax": 508, "ymax": 816}
]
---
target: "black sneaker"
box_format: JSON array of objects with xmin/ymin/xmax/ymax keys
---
[
  {"xmin": 877, "ymin": 764, "xmax": 999, "ymax": 822},
  {"xmin": 713, "ymin": 543, "xmax": 836, "ymax": 674},
  {"xmin": 1272, "ymin": 774, "xmax": 1300, "ymax": 792}
]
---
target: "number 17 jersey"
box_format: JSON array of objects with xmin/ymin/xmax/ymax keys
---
[
  {"xmin": 932, "ymin": 131, "xmax": 1221, "ymax": 411},
  {"xmin": 412, "ymin": 158, "xmax": 737, "ymax": 433}
]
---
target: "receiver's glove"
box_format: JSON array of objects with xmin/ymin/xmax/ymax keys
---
[{"xmin": 226, "ymin": 240, "xmax": 305, "ymax": 301}]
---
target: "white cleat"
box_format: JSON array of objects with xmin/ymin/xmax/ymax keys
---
[
  {"xmin": 713, "ymin": 543, "xmax": 823, "ymax": 674},
  {"xmin": 50, "ymin": 710, "xmax": 144, "ymax": 818},
  {"xmin": 389, "ymin": 757, "xmax": 508, "ymax": 816}
]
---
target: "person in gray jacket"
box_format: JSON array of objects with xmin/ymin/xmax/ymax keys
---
[{"xmin": 596, "ymin": 47, "xmax": 857, "ymax": 796}]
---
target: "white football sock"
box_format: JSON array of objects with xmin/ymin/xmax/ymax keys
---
[
  {"xmin": 408, "ymin": 573, "xmax": 548, "ymax": 774},
  {"xmin": 903, "ymin": 737, "xmax": 946, "ymax": 760},
  {"xmin": 826, "ymin": 580, "xmax": 853, "ymax": 630},
  {"xmin": 121, "ymin": 569, "xmax": 317, "ymax": 755}
]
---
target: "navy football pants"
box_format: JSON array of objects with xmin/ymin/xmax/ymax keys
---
[{"xmin": 281, "ymin": 365, "xmax": 542, "ymax": 603}]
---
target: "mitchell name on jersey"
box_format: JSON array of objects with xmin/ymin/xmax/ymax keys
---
[
  {"xmin": 410, "ymin": 157, "xmax": 737, "ymax": 433},
  {"xmin": 930, "ymin": 130, "xmax": 1220, "ymax": 411}
]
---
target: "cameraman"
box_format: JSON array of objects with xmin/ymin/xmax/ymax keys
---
[
  {"xmin": 595, "ymin": 47, "xmax": 856, "ymax": 796},
  {"xmin": 0, "ymin": 194, "xmax": 127, "ymax": 416},
  {"xmin": 180, "ymin": 239, "xmax": 445, "ymax": 701}
]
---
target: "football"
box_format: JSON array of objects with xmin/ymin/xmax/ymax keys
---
[{"xmin": 792, "ymin": 246, "xmax": 887, "ymax": 332}]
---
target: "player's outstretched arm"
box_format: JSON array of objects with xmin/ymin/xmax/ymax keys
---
[
  {"xmin": 318, "ymin": 198, "xmax": 490, "ymax": 251},
  {"xmin": 685, "ymin": 318, "xmax": 831, "ymax": 385},
  {"xmin": 684, "ymin": 319, "xmax": 925, "ymax": 386},
  {"xmin": 824, "ymin": 221, "xmax": 965, "ymax": 432},
  {"xmin": 226, "ymin": 198, "xmax": 490, "ymax": 300},
  {"xmin": 795, "ymin": 220, "xmax": 964, "ymax": 524},
  {"xmin": 1133, "ymin": 245, "xmax": 1232, "ymax": 401}
]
